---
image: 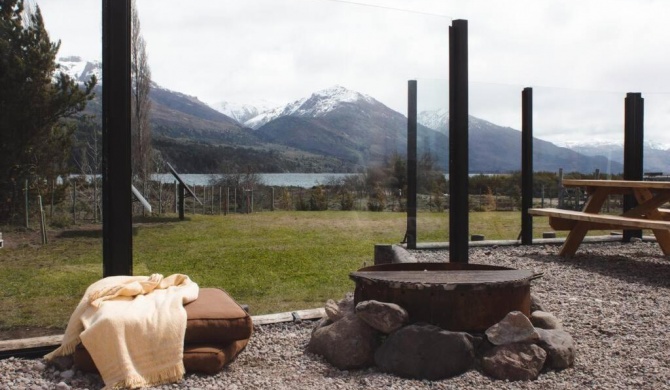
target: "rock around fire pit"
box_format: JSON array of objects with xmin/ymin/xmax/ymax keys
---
[{"xmin": 307, "ymin": 293, "xmax": 575, "ymax": 381}]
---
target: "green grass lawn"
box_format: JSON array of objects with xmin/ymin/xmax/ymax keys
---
[{"xmin": 1, "ymin": 210, "xmax": 560, "ymax": 331}]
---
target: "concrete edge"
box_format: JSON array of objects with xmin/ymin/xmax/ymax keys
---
[{"xmin": 376, "ymin": 235, "xmax": 658, "ymax": 263}]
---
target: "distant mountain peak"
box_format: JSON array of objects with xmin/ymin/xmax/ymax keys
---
[
  {"xmin": 244, "ymin": 85, "xmax": 377, "ymax": 129},
  {"xmin": 294, "ymin": 85, "xmax": 375, "ymax": 116},
  {"xmin": 417, "ymin": 109, "xmax": 499, "ymax": 135},
  {"xmin": 57, "ymin": 57, "xmax": 101, "ymax": 84},
  {"xmin": 558, "ymin": 139, "xmax": 670, "ymax": 151},
  {"xmin": 210, "ymin": 100, "xmax": 273, "ymax": 125},
  {"xmin": 418, "ymin": 108, "xmax": 449, "ymax": 132},
  {"xmin": 312, "ymin": 85, "xmax": 374, "ymax": 103}
]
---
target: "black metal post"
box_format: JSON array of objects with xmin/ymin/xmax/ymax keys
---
[
  {"xmin": 521, "ymin": 87, "xmax": 533, "ymax": 245},
  {"xmin": 406, "ymin": 80, "xmax": 418, "ymax": 249},
  {"xmin": 178, "ymin": 184, "xmax": 185, "ymax": 220},
  {"xmin": 623, "ymin": 92, "xmax": 644, "ymax": 241},
  {"xmin": 449, "ymin": 19, "xmax": 469, "ymax": 263},
  {"xmin": 102, "ymin": 0, "xmax": 133, "ymax": 277}
]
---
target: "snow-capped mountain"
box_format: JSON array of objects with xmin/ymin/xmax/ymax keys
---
[
  {"xmin": 418, "ymin": 108, "xmax": 449, "ymax": 133},
  {"xmin": 244, "ymin": 85, "xmax": 377, "ymax": 129},
  {"xmin": 416, "ymin": 108, "xmax": 624, "ymax": 173},
  {"xmin": 57, "ymin": 56, "xmax": 101, "ymax": 84},
  {"xmin": 558, "ymin": 140, "xmax": 670, "ymax": 174},
  {"xmin": 210, "ymin": 101, "xmax": 274, "ymax": 125},
  {"xmin": 558, "ymin": 139, "xmax": 670, "ymax": 152},
  {"xmin": 418, "ymin": 108, "xmax": 514, "ymax": 136}
]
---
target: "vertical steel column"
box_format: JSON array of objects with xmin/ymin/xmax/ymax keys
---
[
  {"xmin": 178, "ymin": 184, "xmax": 185, "ymax": 220},
  {"xmin": 521, "ymin": 88, "xmax": 533, "ymax": 245},
  {"xmin": 406, "ymin": 80, "xmax": 418, "ymax": 249},
  {"xmin": 102, "ymin": 0, "xmax": 133, "ymax": 277},
  {"xmin": 623, "ymin": 92, "xmax": 644, "ymax": 242},
  {"xmin": 449, "ymin": 20, "xmax": 469, "ymax": 262}
]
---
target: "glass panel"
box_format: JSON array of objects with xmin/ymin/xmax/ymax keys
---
[
  {"xmin": 0, "ymin": 1, "xmax": 103, "ymax": 342},
  {"xmin": 0, "ymin": 0, "xmax": 451, "ymax": 345},
  {"xmin": 643, "ymin": 93, "xmax": 670, "ymax": 176}
]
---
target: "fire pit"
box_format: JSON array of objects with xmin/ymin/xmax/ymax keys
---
[{"xmin": 350, "ymin": 263, "xmax": 540, "ymax": 332}]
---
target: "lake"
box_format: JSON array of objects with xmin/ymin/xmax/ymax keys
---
[
  {"xmin": 67, "ymin": 172, "xmax": 508, "ymax": 188},
  {"xmin": 151, "ymin": 173, "xmax": 357, "ymax": 188}
]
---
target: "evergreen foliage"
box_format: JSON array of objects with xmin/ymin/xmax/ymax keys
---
[{"xmin": 0, "ymin": 0, "xmax": 96, "ymax": 222}]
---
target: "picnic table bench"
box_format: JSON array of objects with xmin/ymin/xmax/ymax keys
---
[{"xmin": 529, "ymin": 179, "xmax": 670, "ymax": 256}]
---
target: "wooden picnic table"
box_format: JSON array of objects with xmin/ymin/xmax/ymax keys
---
[{"xmin": 529, "ymin": 179, "xmax": 670, "ymax": 256}]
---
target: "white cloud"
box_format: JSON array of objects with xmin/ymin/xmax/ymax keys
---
[{"xmin": 37, "ymin": 0, "xmax": 670, "ymax": 145}]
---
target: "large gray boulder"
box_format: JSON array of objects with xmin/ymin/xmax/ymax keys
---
[
  {"xmin": 374, "ymin": 323, "xmax": 475, "ymax": 380},
  {"xmin": 485, "ymin": 311, "xmax": 539, "ymax": 345},
  {"xmin": 307, "ymin": 312, "xmax": 380, "ymax": 369},
  {"xmin": 536, "ymin": 328, "xmax": 575, "ymax": 369},
  {"xmin": 481, "ymin": 342, "xmax": 547, "ymax": 381},
  {"xmin": 355, "ymin": 300, "xmax": 408, "ymax": 334}
]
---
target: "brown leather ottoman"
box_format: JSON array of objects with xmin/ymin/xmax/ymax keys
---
[{"xmin": 74, "ymin": 288, "xmax": 253, "ymax": 374}]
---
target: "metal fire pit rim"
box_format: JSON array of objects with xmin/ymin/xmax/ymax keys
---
[
  {"xmin": 349, "ymin": 273, "xmax": 537, "ymax": 291},
  {"xmin": 349, "ymin": 262, "xmax": 542, "ymax": 291}
]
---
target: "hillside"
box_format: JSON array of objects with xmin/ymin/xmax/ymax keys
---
[
  {"xmin": 61, "ymin": 57, "xmax": 623, "ymax": 174},
  {"xmin": 419, "ymin": 109, "xmax": 623, "ymax": 173}
]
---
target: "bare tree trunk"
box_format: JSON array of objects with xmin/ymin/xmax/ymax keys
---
[{"xmin": 131, "ymin": 0, "xmax": 153, "ymax": 182}]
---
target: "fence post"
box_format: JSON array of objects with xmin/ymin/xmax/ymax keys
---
[
  {"xmin": 93, "ymin": 176, "xmax": 99, "ymax": 223},
  {"xmin": 38, "ymin": 195, "xmax": 47, "ymax": 244},
  {"xmin": 25, "ymin": 179, "xmax": 29, "ymax": 228},
  {"xmin": 158, "ymin": 182, "xmax": 162, "ymax": 214},
  {"xmin": 72, "ymin": 179, "xmax": 76, "ymax": 224},
  {"xmin": 50, "ymin": 179, "xmax": 55, "ymax": 220},
  {"xmin": 271, "ymin": 187, "xmax": 275, "ymax": 211},
  {"xmin": 178, "ymin": 184, "xmax": 185, "ymax": 220},
  {"xmin": 142, "ymin": 181, "xmax": 146, "ymax": 217}
]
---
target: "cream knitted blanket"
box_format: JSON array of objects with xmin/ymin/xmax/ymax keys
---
[{"xmin": 45, "ymin": 274, "xmax": 199, "ymax": 389}]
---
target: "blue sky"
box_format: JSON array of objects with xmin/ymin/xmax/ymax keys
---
[{"xmin": 37, "ymin": 0, "xmax": 670, "ymax": 146}]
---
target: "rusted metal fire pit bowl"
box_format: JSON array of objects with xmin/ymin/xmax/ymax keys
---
[{"xmin": 350, "ymin": 263, "xmax": 540, "ymax": 333}]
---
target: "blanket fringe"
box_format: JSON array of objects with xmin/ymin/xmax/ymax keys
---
[
  {"xmin": 44, "ymin": 336, "xmax": 81, "ymax": 361},
  {"xmin": 107, "ymin": 363, "xmax": 186, "ymax": 390}
]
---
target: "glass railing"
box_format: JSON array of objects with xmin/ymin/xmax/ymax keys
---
[
  {"xmin": 0, "ymin": 1, "xmax": 452, "ymax": 341},
  {"xmin": 7, "ymin": 0, "xmax": 669, "ymax": 346}
]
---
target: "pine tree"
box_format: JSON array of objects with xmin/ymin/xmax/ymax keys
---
[{"xmin": 0, "ymin": 0, "xmax": 96, "ymax": 222}]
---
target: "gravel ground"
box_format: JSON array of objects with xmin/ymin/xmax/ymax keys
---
[{"xmin": 1, "ymin": 241, "xmax": 669, "ymax": 389}]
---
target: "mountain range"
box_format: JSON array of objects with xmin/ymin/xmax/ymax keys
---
[{"xmin": 60, "ymin": 57, "xmax": 669, "ymax": 174}]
